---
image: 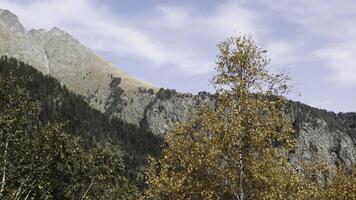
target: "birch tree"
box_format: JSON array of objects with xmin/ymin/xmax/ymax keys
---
[{"xmin": 144, "ymin": 35, "xmax": 319, "ymax": 200}]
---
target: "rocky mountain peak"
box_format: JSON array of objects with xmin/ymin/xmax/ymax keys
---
[
  {"xmin": 46, "ymin": 26, "xmax": 72, "ymax": 39},
  {"xmin": 0, "ymin": 9, "xmax": 25, "ymax": 33},
  {"xmin": 0, "ymin": 8, "xmax": 157, "ymax": 112},
  {"xmin": 29, "ymin": 28, "xmax": 46, "ymax": 37},
  {"xmin": 28, "ymin": 29, "xmax": 47, "ymax": 45}
]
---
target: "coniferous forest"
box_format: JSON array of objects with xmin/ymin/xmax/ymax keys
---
[{"xmin": 0, "ymin": 56, "xmax": 162, "ymax": 199}]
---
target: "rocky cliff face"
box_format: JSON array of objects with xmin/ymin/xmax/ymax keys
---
[
  {"xmin": 122, "ymin": 87, "xmax": 356, "ymax": 172},
  {"xmin": 287, "ymin": 102, "xmax": 356, "ymax": 173},
  {"xmin": 0, "ymin": 9, "xmax": 355, "ymax": 171},
  {"xmin": 112, "ymin": 84, "xmax": 356, "ymax": 172}
]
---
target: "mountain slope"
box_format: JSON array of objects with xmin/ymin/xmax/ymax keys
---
[{"xmin": 0, "ymin": 9, "xmax": 157, "ymax": 113}]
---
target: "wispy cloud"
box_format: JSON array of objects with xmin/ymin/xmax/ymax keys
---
[
  {"xmin": 315, "ymin": 43, "xmax": 356, "ymax": 86},
  {"xmin": 259, "ymin": 0, "xmax": 356, "ymax": 86},
  {"xmin": 147, "ymin": 2, "xmax": 262, "ymax": 74},
  {"xmin": 264, "ymin": 41, "xmax": 301, "ymax": 69}
]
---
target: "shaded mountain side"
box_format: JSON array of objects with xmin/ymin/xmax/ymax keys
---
[
  {"xmin": 287, "ymin": 101, "xmax": 351, "ymax": 132},
  {"xmin": 0, "ymin": 56, "xmax": 163, "ymax": 184},
  {"xmin": 338, "ymin": 112, "xmax": 356, "ymax": 141}
]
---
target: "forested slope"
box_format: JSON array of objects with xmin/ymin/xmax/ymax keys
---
[{"xmin": 0, "ymin": 56, "xmax": 162, "ymax": 185}]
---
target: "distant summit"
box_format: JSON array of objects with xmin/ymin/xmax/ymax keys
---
[
  {"xmin": 0, "ymin": 9, "xmax": 26, "ymax": 33},
  {"xmin": 0, "ymin": 8, "xmax": 156, "ymax": 112}
]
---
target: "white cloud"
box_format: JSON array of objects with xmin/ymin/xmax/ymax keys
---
[
  {"xmin": 315, "ymin": 43, "xmax": 356, "ymax": 85},
  {"xmin": 262, "ymin": 0, "xmax": 356, "ymax": 39},
  {"xmin": 265, "ymin": 41, "xmax": 301, "ymax": 69},
  {"xmin": 258, "ymin": 0, "xmax": 356, "ymax": 86},
  {"xmin": 154, "ymin": 3, "xmax": 259, "ymax": 37},
  {"xmin": 202, "ymin": 3, "xmax": 260, "ymax": 38},
  {"xmin": 148, "ymin": 2, "xmax": 262, "ymax": 74}
]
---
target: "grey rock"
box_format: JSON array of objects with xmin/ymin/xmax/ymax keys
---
[
  {"xmin": 287, "ymin": 102, "xmax": 356, "ymax": 171},
  {"xmin": 0, "ymin": 10, "xmax": 49, "ymax": 73},
  {"xmin": 141, "ymin": 89, "xmax": 216, "ymax": 135},
  {"xmin": 0, "ymin": 9, "xmax": 25, "ymax": 33}
]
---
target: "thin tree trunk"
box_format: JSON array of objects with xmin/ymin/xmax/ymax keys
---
[
  {"xmin": 24, "ymin": 190, "xmax": 32, "ymax": 200},
  {"xmin": 0, "ymin": 140, "xmax": 8, "ymax": 196},
  {"xmin": 14, "ymin": 181, "xmax": 23, "ymax": 200},
  {"xmin": 81, "ymin": 181, "xmax": 93, "ymax": 200},
  {"xmin": 24, "ymin": 179, "xmax": 37, "ymax": 200},
  {"xmin": 239, "ymin": 153, "xmax": 244, "ymax": 200},
  {"xmin": 14, "ymin": 175, "xmax": 31, "ymax": 200}
]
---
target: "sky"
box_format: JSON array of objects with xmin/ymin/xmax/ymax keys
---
[{"xmin": 0, "ymin": 0, "xmax": 355, "ymax": 112}]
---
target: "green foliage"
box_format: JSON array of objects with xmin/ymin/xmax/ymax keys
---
[
  {"xmin": 0, "ymin": 57, "xmax": 140, "ymax": 199},
  {"xmin": 0, "ymin": 56, "xmax": 163, "ymax": 187}
]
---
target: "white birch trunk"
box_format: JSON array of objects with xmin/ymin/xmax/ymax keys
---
[
  {"xmin": 239, "ymin": 153, "xmax": 244, "ymax": 200},
  {"xmin": 0, "ymin": 140, "xmax": 8, "ymax": 195}
]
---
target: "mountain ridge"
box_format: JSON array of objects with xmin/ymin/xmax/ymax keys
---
[{"xmin": 0, "ymin": 8, "xmax": 157, "ymax": 112}]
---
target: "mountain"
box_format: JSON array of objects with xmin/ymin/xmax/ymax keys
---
[
  {"xmin": 0, "ymin": 9, "xmax": 156, "ymax": 113},
  {"xmin": 0, "ymin": 9, "xmax": 355, "ymax": 174}
]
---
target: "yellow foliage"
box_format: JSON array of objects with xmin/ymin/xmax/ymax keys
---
[{"xmin": 319, "ymin": 167, "xmax": 356, "ymax": 200}]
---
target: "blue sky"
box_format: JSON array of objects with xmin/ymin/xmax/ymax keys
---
[{"xmin": 1, "ymin": 0, "xmax": 355, "ymax": 112}]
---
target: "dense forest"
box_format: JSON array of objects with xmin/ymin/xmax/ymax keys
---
[{"xmin": 0, "ymin": 56, "xmax": 163, "ymax": 198}]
